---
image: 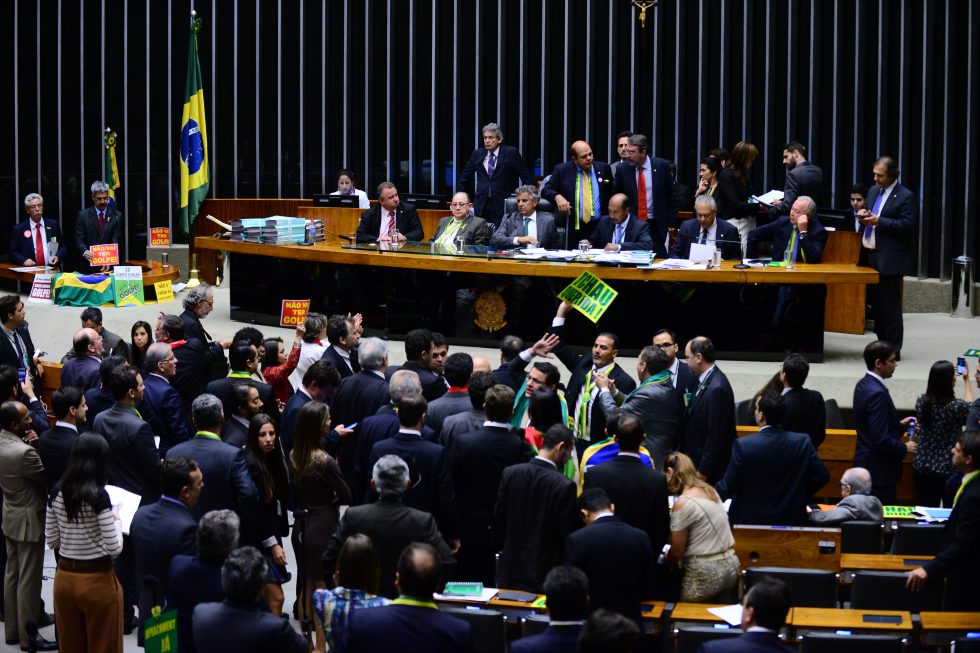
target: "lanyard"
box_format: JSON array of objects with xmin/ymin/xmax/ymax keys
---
[
  {"xmin": 194, "ymin": 431, "xmax": 222, "ymax": 441},
  {"xmin": 436, "ymin": 218, "xmax": 464, "ymax": 244},
  {"xmin": 392, "ymin": 596, "xmax": 437, "ymax": 609},
  {"xmin": 954, "ymin": 470, "xmax": 979, "ymax": 506},
  {"xmin": 228, "ymin": 371, "xmax": 252, "ymax": 379},
  {"xmin": 627, "ymin": 369, "xmax": 671, "ymax": 399},
  {"xmin": 576, "ymin": 364, "xmax": 615, "ymax": 439}
]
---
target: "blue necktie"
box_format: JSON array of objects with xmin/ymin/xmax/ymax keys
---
[
  {"xmin": 614, "ymin": 224, "xmax": 624, "ymax": 245},
  {"xmin": 487, "ymin": 151, "xmax": 496, "ymax": 177},
  {"xmin": 864, "ymin": 192, "xmax": 885, "ymax": 239}
]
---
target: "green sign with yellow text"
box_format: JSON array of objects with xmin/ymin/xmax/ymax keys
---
[
  {"xmin": 558, "ymin": 271, "xmax": 618, "ymax": 323},
  {"xmin": 144, "ymin": 609, "xmax": 177, "ymax": 652}
]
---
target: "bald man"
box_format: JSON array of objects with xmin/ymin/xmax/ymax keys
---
[
  {"xmin": 588, "ymin": 193, "xmax": 659, "ymax": 254},
  {"xmin": 59, "ymin": 327, "xmax": 105, "ymax": 392},
  {"xmin": 542, "ymin": 140, "xmax": 615, "ymax": 247}
]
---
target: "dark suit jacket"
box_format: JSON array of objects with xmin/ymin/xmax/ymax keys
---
[
  {"xmin": 322, "ymin": 497, "xmax": 456, "ymax": 599},
  {"xmin": 179, "ymin": 309, "xmax": 210, "ymax": 345},
  {"xmin": 542, "ymin": 161, "xmax": 615, "ymax": 226},
  {"xmin": 589, "ymin": 215, "xmax": 658, "ymax": 253},
  {"xmin": 368, "ymin": 431, "xmax": 458, "ymax": 538},
  {"xmin": 340, "ymin": 603, "xmax": 472, "ymax": 653},
  {"xmin": 582, "ymin": 454, "xmax": 670, "ymax": 554},
  {"xmin": 699, "ymin": 630, "xmax": 797, "ymax": 653},
  {"xmin": 862, "ymin": 182, "xmax": 918, "ymax": 276},
  {"xmin": 353, "ymin": 407, "xmax": 438, "ymax": 504},
  {"xmin": 509, "ymin": 624, "xmax": 583, "ymax": 653},
  {"xmin": 680, "ymin": 366, "xmax": 737, "ymax": 485},
  {"xmin": 493, "ymin": 458, "xmax": 580, "ymax": 592},
  {"xmin": 205, "ymin": 375, "xmax": 282, "ymax": 424},
  {"xmin": 669, "ymin": 217, "xmax": 742, "ymax": 260},
  {"xmin": 770, "ymin": 160, "xmax": 824, "ymax": 217},
  {"xmin": 922, "ymin": 475, "xmax": 980, "ymax": 611},
  {"xmin": 93, "ymin": 403, "xmax": 161, "ymax": 504},
  {"xmin": 60, "ymin": 355, "xmax": 102, "ymax": 392},
  {"xmin": 386, "ymin": 361, "xmax": 447, "ymax": 402},
  {"xmin": 0, "ymin": 324, "xmax": 38, "ymax": 386},
  {"xmin": 10, "ymin": 218, "xmax": 67, "ymax": 265},
  {"xmin": 130, "ymin": 498, "xmax": 198, "ymax": 635},
  {"xmin": 551, "ymin": 323, "xmax": 637, "ymax": 443},
  {"xmin": 220, "ymin": 417, "xmax": 249, "ymax": 448},
  {"xmin": 141, "ymin": 373, "xmax": 191, "ymax": 456},
  {"xmin": 492, "ymin": 359, "xmax": 524, "ymax": 392},
  {"xmin": 714, "ymin": 167, "xmax": 757, "ymax": 221},
  {"xmin": 490, "ymin": 211, "xmax": 559, "ymax": 250},
  {"xmin": 746, "ymin": 215, "xmax": 828, "ymax": 262},
  {"xmin": 193, "ymin": 600, "xmax": 307, "ymax": 653},
  {"xmin": 37, "ymin": 424, "xmax": 79, "ymax": 488},
  {"xmin": 355, "ymin": 203, "xmax": 424, "ymax": 243},
  {"xmin": 172, "ymin": 338, "xmax": 227, "ymax": 413},
  {"xmin": 458, "ymin": 144, "xmax": 535, "ymax": 225},
  {"xmin": 852, "ymin": 374, "xmax": 907, "ymax": 490},
  {"xmin": 166, "ymin": 436, "xmax": 258, "ymax": 520},
  {"xmin": 430, "ymin": 215, "xmax": 489, "ymax": 246},
  {"xmin": 167, "ymin": 555, "xmax": 224, "ymax": 653},
  {"xmin": 330, "ymin": 371, "xmax": 391, "ymax": 430},
  {"xmin": 279, "ymin": 389, "xmax": 311, "ymax": 457},
  {"xmin": 321, "ymin": 345, "xmax": 359, "ymax": 379},
  {"xmin": 781, "ymin": 387, "xmax": 827, "ymax": 449},
  {"xmin": 716, "ymin": 426, "xmax": 829, "ymax": 526},
  {"xmin": 613, "ymin": 156, "xmax": 676, "ymax": 243},
  {"xmin": 426, "ymin": 390, "xmax": 471, "ymax": 438},
  {"xmin": 74, "ymin": 205, "xmax": 122, "ymax": 272},
  {"xmin": 564, "ymin": 515, "xmax": 655, "ymax": 625}
]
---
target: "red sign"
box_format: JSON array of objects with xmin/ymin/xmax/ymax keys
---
[
  {"xmin": 90, "ymin": 243, "xmax": 120, "ymax": 266},
  {"xmin": 150, "ymin": 227, "xmax": 172, "ymax": 246},
  {"xmin": 280, "ymin": 299, "xmax": 311, "ymax": 327}
]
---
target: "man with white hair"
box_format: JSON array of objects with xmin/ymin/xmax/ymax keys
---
[
  {"xmin": 457, "ymin": 122, "xmax": 535, "ymax": 227},
  {"xmin": 808, "ymin": 467, "xmax": 883, "ymax": 525},
  {"xmin": 11, "ymin": 193, "xmax": 66, "ymax": 267},
  {"xmin": 321, "ymin": 455, "xmax": 456, "ymax": 599},
  {"xmin": 75, "ymin": 180, "xmax": 121, "ymax": 273}
]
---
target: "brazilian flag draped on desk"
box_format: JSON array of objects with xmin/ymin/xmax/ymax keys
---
[{"xmin": 178, "ymin": 14, "xmax": 209, "ymax": 235}]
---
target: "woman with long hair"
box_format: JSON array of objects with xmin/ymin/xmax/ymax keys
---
[
  {"xmin": 328, "ymin": 169, "xmax": 371, "ymax": 209},
  {"xmin": 715, "ymin": 140, "xmax": 759, "ymax": 248},
  {"xmin": 130, "ymin": 320, "xmax": 154, "ymax": 372},
  {"xmin": 662, "ymin": 451, "xmax": 740, "ymax": 603},
  {"xmin": 290, "ymin": 401, "xmax": 353, "ymax": 630},
  {"xmin": 914, "ymin": 359, "xmax": 974, "ymax": 505},
  {"xmin": 45, "ymin": 433, "xmax": 124, "ymax": 653},
  {"xmin": 244, "ymin": 413, "xmax": 292, "ymax": 614},
  {"xmin": 313, "ymin": 534, "xmax": 390, "ymax": 652},
  {"xmin": 261, "ymin": 323, "xmax": 305, "ymax": 407}
]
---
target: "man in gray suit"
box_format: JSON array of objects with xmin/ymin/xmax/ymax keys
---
[
  {"xmin": 769, "ymin": 141, "xmax": 824, "ymax": 218},
  {"xmin": 808, "ymin": 467, "xmax": 883, "ymax": 525},
  {"xmin": 490, "ymin": 185, "xmax": 558, "ymax": 249},
  {"xmin": 595, "ymin": 345, "xmax": 679, "ymax": 469},
  {"xmin": 0, "ymin": 401, "xmax": 56, "ymax": 650},
  {"xmin": 430, "ymin": 192, "xmax": 489, "ymax": 247}
]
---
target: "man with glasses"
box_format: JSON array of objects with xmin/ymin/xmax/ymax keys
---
[
  {"xmin": 612, "ymin": 133, "xmax": 676, "ymax": 248},
  {"xmin": 652, "ymin": 329, "xmax": 695, "ymax": 395},
  {"xmin": 75, "ymin": 180, "xmax": 121, "ymax": 273},
  {"xmin": 11, "ymin": 193, "xmax": 66, "ymax": 268},
  {"xmin": 141, "ymin": 342, "xmax": 191, "ymax": 456},
  {"xmin": 430, "ymin": 192, "xmax": 488, "ymax": 247}
]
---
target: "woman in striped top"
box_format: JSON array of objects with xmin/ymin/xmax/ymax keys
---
[{"xmin": 45, "ymin": 432, "xmax": 124, "ymax": 653}]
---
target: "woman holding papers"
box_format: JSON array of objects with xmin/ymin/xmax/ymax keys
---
[
  {"xmin": 45, "ymin": 433, "xmax": 124, "ymax": 653},
  {"xmin": 715, "ymin": 140, "xmax": 759, "ymax": 248},
  {"xmin": 914, "ymin": 360, "xmax": 974, "ymax": 506}
]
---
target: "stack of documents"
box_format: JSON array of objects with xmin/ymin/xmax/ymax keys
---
[
  {"xmin": 643, "ymin": 259, "xmax": 709, "ymax": 270},
  {"xmin": 261, "ymin": 216, "xmax": 308, "ymax": 245},
  {"xmin": 752, "ymin": 189, "xmax": 785, "ymax": 205}
]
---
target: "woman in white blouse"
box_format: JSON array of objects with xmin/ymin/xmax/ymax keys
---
[
  {"xmin": 329, "ymin": 169, "xmax": 371, "ymax": 209},
  {"xmin": 45, "ymin": 433, "xmax": 124, "ymax": 653}
]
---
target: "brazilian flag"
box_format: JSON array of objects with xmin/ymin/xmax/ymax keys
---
[
  {"xmin": 53, "ymin": 273, "xmax": 115, "ymax": 307},
  {"xmin": 178, "ymin": 14, "xmax": 209, "ymax": 234},
  {"xmin": 104, "ymin": 129, "xmax": 121, "ymax": 200}
]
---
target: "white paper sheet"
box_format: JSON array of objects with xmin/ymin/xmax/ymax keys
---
[
  {"xmin": 688, "ymin": 243, "xmax": 716, "ymax": 262},
  {"xmin": 752, "ymin": 189, "xmax": 785, "ymax": 205},
  {"xmin": 707, "ymin": 604, "xmax": 743, "ymax": 626},
  {"xmin": 105, "ymin": 484, "xmax": 143, "ymax": 535}
]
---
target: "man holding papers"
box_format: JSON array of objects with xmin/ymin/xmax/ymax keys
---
[{"xmin": 668, "ymin": 196, "xmax": 741, "ymax": 261}]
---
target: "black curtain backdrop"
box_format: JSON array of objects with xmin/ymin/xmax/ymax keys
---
[{"xmin": 2, "ymin": 0, "xmax": 977, "ymax": 278}]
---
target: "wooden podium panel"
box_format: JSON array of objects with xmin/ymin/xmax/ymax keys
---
[
  {"xmin": 821, "ymin": 231, "xmax": 866, "ymax": 334},
  {"xmin": 733, "ymin": 525, "xmax": 842, "ymax": 571}
]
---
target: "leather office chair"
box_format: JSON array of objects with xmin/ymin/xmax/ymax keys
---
[
  {"xmin": 744, "ymin": 567, "xmax": 839, "ymax": 608},
  {"xmin": 443, "ymin": 607, "xmax": 506, "ymax": 653},
  {"xmin": 824, "ymin": 398, "xmax": 845, "ymax": 429},
  {"xmin": 521, "ymin": 613, "xmax": 551, "ymax": 637},
  {"xmin": 891, "ymin": 523, "xmax": 946, "ymax": 555},
  {"xmin": 850, "ymin": 570, "xmax": 944, "ymax": 612},
  {"xmin": 502, "ymin": 195, "xmax": 566, "ymax": 247},
  {"xmin": 799, "ymin": 632, "xmax": 906, "ymax": 653},
  {"xmin": 952, "ymin": 637, "xmax": 980, "ymax": 652},
  {"xmin": 840, "ymin": 521, "xmax": 883, "ymax": 554},
  {"xmin": 675, "ymin": 626, "xmax": 742, "ymax": 653}
]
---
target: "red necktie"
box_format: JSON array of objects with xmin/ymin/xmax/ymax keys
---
[
  {"xmin": 636, "ymin": 167, "xmax": 648, "ymax": 221},
  {"xmin": 34, "ymin": 224, "xmax": 45, "ymax": 265},
  {"xmin": 98, "ymin": 210, "xmax": 105, "ymax": 231},
  {"xmin": 386, "ymin": 212, "xmax": 396, "ymax": 236}
]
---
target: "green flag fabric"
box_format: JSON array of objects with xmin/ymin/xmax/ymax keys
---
[{"xmin": 178, "ymin": 15, "xmax": 209, "ymax": 234}]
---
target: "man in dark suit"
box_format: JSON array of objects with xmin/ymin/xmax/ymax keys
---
[
  {"xmin": 355, "ymin": 181, "xmax": 424, "ymax": 243},
  {"xmin": 849, "ymin": 183, "xmax": 867, "ymax": 232},
  {"xmin": 11, "ymin": 193, "xmax": 66, "ymax": 267},
  {"xmin": 440, "ymin": 371, "xmax": 497, "ymax": 447},
  {"xmin": 907, "ymin": 430, "xmax": 980, "ymax": 611},
  {"xmin": 37, "ymin": 387, "xmax": 86, "ymax": 488},
  {"xmin": 451, "ymin": 384, "xmax": 534, "ymax": 584},
  {"xmin": 589, "ymin": 193, "xmax": 658, "ymax": 253},
  {"xmin": 492, "ymin": 335, "xmax": 525, "ymax": 391},
  {"xmin": 613, "ymin": 132, "xmax": 676, "ymax": 247},
  {"xmin": 542, "ymin": 140, "xmax": 615, "ymax": 246},
  {"xmin": 157, "ymin": 314, "xmax": 227, "ymax": 415},
  {"xmin": 179, "ymin": 284, "xmax": 228, "ymax": 348},
  {"xmin": 340, "ymin": 543, "xmax": 471, "ymax": 653},
  {"xmin": 489, "ymin": 184, "xmax": 559, "ymax": 250},
  {"xmin": 385, "ymin": 328, "xmax": 448, "ymax": 401},
  {"xmin": 747, "ymin": 196, "xmax": 828, "ymax": 263},
  {"xmin": 582, "ymin": 413, "xmax": 670, "ymax": 555},
  {"xmin": 425, "ymin": 352, "xmax": 473, "ymax": 437},
  {"xmin": 653, "ymin": 329, "xmax": 696, "ymax": 407},
  {"xmin": 60, "ymin": 327, "xmax": 105, "ymax": 392},
  {"xmin": 320, "ymin": 314, "xmax": 360, "ymax": 379},
  {"xmin": 367, "ymin": 395, "xmax": 458, "ymax": 545},
  {"xmin": 60, "ymin": 307, "xmax": 131, "ymax": 362},
  {"xmin": 679, "ymin": 336, "xmax": 736, "ymax": 484},
  {"xmin": 280, "ymin": 359, "xmax": 342, "ymax": 458},
  {"xmin": 74, "ymin": 180, "xmax": 122, "ymax": 273},
  {"xmin": 669, "ymin": 195, "xmax": 742, "ymax": 260},
  {"xmin": 717, "ymin": 391, "xmax": 829, "ymax": 526},
  {"xmin": 768, "ymin": 142, "xmax": 824, "ymax": 218},
  {"xmin": 565, "ymin": 488, "xmax": 655, "ymax": 626},
  {"xmin": 193, "ymin": 547, "xmax": 307, "ymax": 653},
  {"xmin": 220, "ymin": 383, "xmax": 261, "ymax": 448},
  {"xmin": 205, "ymin": 341, "xmax": 280, "ymax": 425},
  {"xmin": 857, "ymin": 156, "xmax": 918, "ymax": 357},
  {"xmin": 165, "ymin": 394, "xmax": 259, "ymax": 520},
  {"xmin": 493, "ymin": 424, "xmax": 580, "ymax": 592},
  {"xmin": 699, "ymin": 578, "xmax": 796, "ymax": 653},
  {"xmin": 0, "ymin": 295, "xmax": 43, "ymax": 389},
  {"xmin": 853, "ymin": 340, "xmax": 917, "ymax": 503},
  {"xmin": 430, "ymin": 192, "xmax": 490, "ymax": 246},
  {"xmin": 130, "ymin": 457, "xmax": 201, "ymax": 641},
  {"xmin": 457, "ymin": 122, "xmax": 535, "ymax": 226},
  {"xmin": 323, "ymin": 456, "xmax": 456, "ymax": 599},
  {"xmin": 551, "ymin": 301, "xmax": 637, "ymax": 445},
  {"xmin": 141, "ymin": 343, "xmax": 191, "ymax": 456},
  {"xmin": 778, "ymin": 353, "xmax": 826, "ymax": 449},
  {"xmin": 509, "ymin": 566, "xmax": 588, "ymax": 653}
]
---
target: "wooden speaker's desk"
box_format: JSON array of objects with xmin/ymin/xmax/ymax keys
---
[{"xmin": 789, "ymin": 607, "xmax": 913, "ymax": 634}]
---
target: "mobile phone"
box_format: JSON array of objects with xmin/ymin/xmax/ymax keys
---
[
  {"xmin": 957, "ymin": 357, "xmax": 967, "ymax": 375},
  {"xmin": 347, "ymin": 422, "xmax": 358, "ymax": 430}
]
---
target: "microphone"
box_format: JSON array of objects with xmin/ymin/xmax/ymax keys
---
[{"xmin": 321, "ymin": 227, "xmax": 354, "ymax": 243}]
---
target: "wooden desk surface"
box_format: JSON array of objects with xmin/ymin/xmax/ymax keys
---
[
  {"xmin": 193, "ymin": 238, "xmax": 879, "ymax": 285},
  {"xmin": 435, "ymin": 592, "xmax": 547, "ymax": 612},
  {"xmin": 918, "ymin": 611, "xmax": 980, "ymax": 630},
  {"xmin": 670, "ymin": 603, "xmax": 745, "ymax": 624},
  {"xmin": 790, "ymin": 607, "xmax": 913, "ymax": 631},
  {"xmin": 840, "ymin": 554, "xmax": 933, "ymax": 571},
  {"xmin": 0, "ymin": 260, "xmax": 179, "ymax": 286}
]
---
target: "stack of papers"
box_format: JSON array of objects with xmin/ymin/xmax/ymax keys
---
[
  {"xmin": 643, "ymin": 259, "xmax": 709, "ymax": 270},
  {"xmin": 752, "ymin": 189, "xmax": 785, "ymax": 205},
  {"xmin": 912, "ymin": 506, "xmax": 952, "ymax": 522}
]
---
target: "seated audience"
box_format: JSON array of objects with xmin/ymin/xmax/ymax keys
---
[
  {"xmin": 60, "ymin": 307, "xmax": 130, "ymax": 362},
  {"xmin": 699, "ymin": 578, "xmax": 796, "ymax": 653},
  {"xmin": 913, "ymin": 359, "xmax": 973, "ymax": 506},
  {"xmin": 192, "ymin": 546, "xmax": 307, "ymax": 653},
  {"xmin": 808, "ymin": 467, "xmax": 883, "ymax": 525},
  {"xmin": 37, "ymin": 386, "xmax": 86, "ymax": 487},
  {"xmin": 663, "ymin": 452, "xmax": 740, "ymax": 603},
  {"xmin": 509, "ymin": 566, "xmax": 589, "ymax": 653}
]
